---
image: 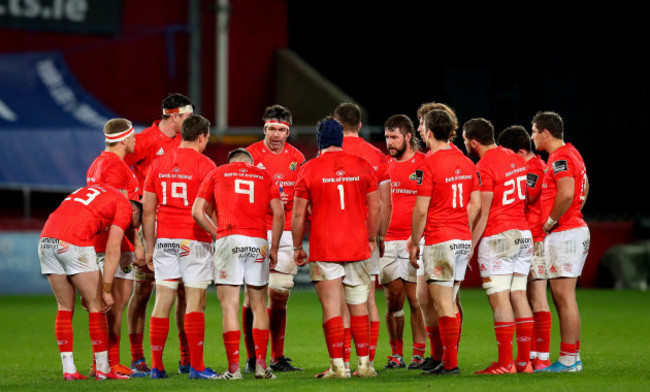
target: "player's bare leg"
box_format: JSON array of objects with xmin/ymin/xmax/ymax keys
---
[
  {"xmin": 417, "ymin": 274, "xmax": 441, "ymax": 370},
  {"xmin": 183, "ymin": 285, "xmax": 215, "ymax": 378},
  {"xmin": 510, "ymin": 278, "xmax": 534, "ymax": 373},
  {"xmin": 454, "ymin": 282, "xmax": 464, "ymax": 345},
  {"xmin": 175, "ymin": 282, "xmax": 190, "ymax": 373},
  {"xmin": 314, "ymin": 279, "xmax": 348, "ymax": 379},
  {"xmin": 267, "ymin": 272, "xmax": 302, "ymax": 371},
  {"xmin": 149, "ymin": 282, "xmax": 177, "ymax": 377},
  {"xmin": 383, "ymin": 278, "xmax": 406, "ymax": 368},
  {"xmin": 423, "ymin": 283, "xmax": 459, "ymax": 375},
  {"xmin": 106, "ymin": 276, "xmax": 133, "ymax": 374},
  {"xmin": 527, "ymin": 278, "xmax": 552, "ymax": 369},
  {"xmin": 241, "ymin": 290, "xmax": 256, "ymax": 372},
  {"xmin": 217, "ymin": 284, "xmax": 245, "ymax": 379},
  {"xmin": 476, "ymin": 288, "xmax": 516, "ymax": 374},
  {"xmin": 49, "ymin": 273, "xmax": 88, "ymax": 380},
  {"xmin": 247, "ymin": 284, "xmax": 275, "ymax": 379},
  {"xmin": 127, "ymin": 271, "xmax": 154, "ymax": 374},
  {"xmin": 345, "ymin": 285, "xmax": 375, "ymax": 378},
  {"xmin": 367, "ymin": 275, "xmax": 380, "ymax": 367},
  {"xmin": 51, "ymin": 271, "xmax": 112, "ymax": 379},
  {"xmin": 405, "ymin": 281, "xmax": 426, "ymax": 367},
  {"xmin": 549, "ymin": 277, "xmax": 581, "ymax": 368}
]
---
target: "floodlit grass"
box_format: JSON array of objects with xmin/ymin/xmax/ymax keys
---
[{"xmin": 1, "ymin": 288, "xmax": 648, "ymax": 391}]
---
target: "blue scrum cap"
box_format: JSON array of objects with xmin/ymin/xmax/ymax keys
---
[{"xmin": 316, "ymin": 118, "xmax": 344, "ymax": 150}]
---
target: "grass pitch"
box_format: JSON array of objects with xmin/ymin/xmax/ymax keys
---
[{"xmin": 1, "ymin": 288, "xmax": 648, "ymax": 391}]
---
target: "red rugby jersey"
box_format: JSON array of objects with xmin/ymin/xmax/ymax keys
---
[
  {"xmin": 294, "ymin": 150, "xmax": 378, "ymax": 262},
  {"xmin": 417, "ymin": 148, "xmax": 478, "ymax": 245},
  {"xmin": 124, "ymin": 121, "xmax": 181, "ymax": 195},
  {"xmin": 87, "ymin": 151, "xmax": 139, "ymax": 252},
  {"xmin": 526, "ymin": 155, "xmax": 547, "ymax": 242},
  {"xmin": 476, "ymin": 146, "xmax": 529, "ymax": 237},
  {"xmin": 540, "ymin": 143, "xmax": 588, "ymax": 232},
  {"xmin": 143, "ymin": 148, "xmax": 216, "ymax": 242},
  {"xmin": 196, "ymin": 162, "xmax": 280, "ymax": 240},
  {"xmin": 247, "ymin": 140, "xmax": 305, "ymax": 231},
  {"xmin": 342, "ymin": 136, "xmax": 389, "ymax": 184},
  {"xmin": 385, "ymin": 152, "xmax": 426, "ymax": 241},
  {"xmin": 40, "ymin": 185, "xmax": 132, "ymax": 247}
]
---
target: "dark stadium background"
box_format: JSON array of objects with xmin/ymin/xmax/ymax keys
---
[{"xmin": 1, "ymin": 0, "xmax": 647, "ymax": 289}]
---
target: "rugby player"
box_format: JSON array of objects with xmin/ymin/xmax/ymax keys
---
[
  {"xmin": 86, "ymin": 118, "xmax": 142, "ymax": 376},
  {"xmin": 380, "ymin": 114, "xmax": 427, "ymax": 369},
  {"xmin": 292, "ymin": 118, "xmax": 380, "ymax": 379},
  {"xmin": 463, "ymin": 118, "xmax": 535, "ymax": 375},
  {"xmin": 193, "ymin": 148, "xmax": 284, "ymax": 380},
  {"xmin": 141, "ymin": 114, "xmax": 218, "ymax": 379},
  {"xmin": 124, "ymin": 93, "xmax": 195, "ymax": 376},
  {"xmin": 38, "ymin": 185, "xmax": 142, "ymax": 380},
  {"xmin": 531, "ymin": 111, "xmax": 589, "ymax": 373},
  {"xmin": 242, "ymin": 104, "xmax": 305, "ymax": 372}
]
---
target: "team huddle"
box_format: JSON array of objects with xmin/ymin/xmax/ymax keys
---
[{"xmin": 38, "ymin": 93, "xmax": 590, "ymax": 380}]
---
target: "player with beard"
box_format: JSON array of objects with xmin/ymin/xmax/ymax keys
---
[
  {"xmin": 243, "ymin": 105, "xmax": 305, "ymax": 373},
  {"xmin": 380, "ymin": 114, "xmax": 427, "ymax": 370}
]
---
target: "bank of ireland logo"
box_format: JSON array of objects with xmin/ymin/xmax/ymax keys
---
[
  {"xmin": 289, "ymin": 161, "xmax": 298, "ymax": 171},
  {"xmin": 180, "ymin": 240, "xmax": 191, "ymax": 258}
]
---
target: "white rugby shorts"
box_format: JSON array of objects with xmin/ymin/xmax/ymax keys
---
[
  {"xmin": 477, "ymin": 229, "xmax": 533, "ymax": 277},
  {"xmin": 214, "ymin": 234, "xmax": 269, "ymax": 287},
  {"xmin": 379, "ymin": 240, "xmax": 421, "ymax": 284},
  {"xmin": 38, "ymin": 238, "xmax": 99, "ymax": 275},
  {"xmin": 422, "ymin": 239, "xmax": 471, "ymax": 287},
  {"xmin": 267, "ymin": 230, "xmax": 297, "ymax": 275},
  {"xmin": 367, "ymin": 246, "xmax": 380, "ymax": 276},
  {"xmin": 153, "ymin": 238, "xmax": 213, "ymax": 284},
  {"xmin": 545, "ymin": 226, "xmax": 590, "ymax": 279},
  {"xmin": 528, "ymin": 241, "xmax": 548, "ymax": 281},
  {"xmin": 97, "ymin": 252, "xmax": 136, "ymax": 280},
  {"xmin": 309, "ymin": 259, "xmax": 370, "ymax": 287}
]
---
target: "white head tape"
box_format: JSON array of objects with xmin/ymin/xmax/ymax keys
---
[
  {"xmin": 163, "ymin": 104, "xmax": 193, "ymax": 116},
  {"xmin": 264, "ymin": 119, "xmax": 290, "ymax": 130},
  {"xmin": 104, "ymin": 126, "xmax": 134, "ymax": 143}
]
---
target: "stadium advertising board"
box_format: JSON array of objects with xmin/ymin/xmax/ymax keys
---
[{"xmin": 0, "ymin": 0, "xmax": 123, "ymax": 35}]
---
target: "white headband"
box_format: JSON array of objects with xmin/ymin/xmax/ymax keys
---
[
  {"xmin": 105, "ymin": 126, "xmax": 134, "ymax": 143},
  {"xmin": 163, "ymin": 104, "xmax": 193, "ymax": 115},
  {"xmin": 264, "ymin": 120, "xmax": 290, "ymax": 130}
]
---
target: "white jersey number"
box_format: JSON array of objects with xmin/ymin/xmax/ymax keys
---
[
  {"xmin": 65, "ymin": 187, "xmax": 102, "ymax": 206},
  {"xmin": 161, "ymin": 181, "xmax": 189, "ymax": 206},
  {"xmin": 451, "ymin": 183, "xmax": 464, "ymax": 209},
  {"xmin": 502, "ymin": 176, "xmax": 527, "ymax": 206},
  {"xmin": 235, "ymin": 179, "xmax": 255, "ymax": 203},
  {"xmin": 337, "ymin": 184, "xmax": 345, "ymax": 210}
]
